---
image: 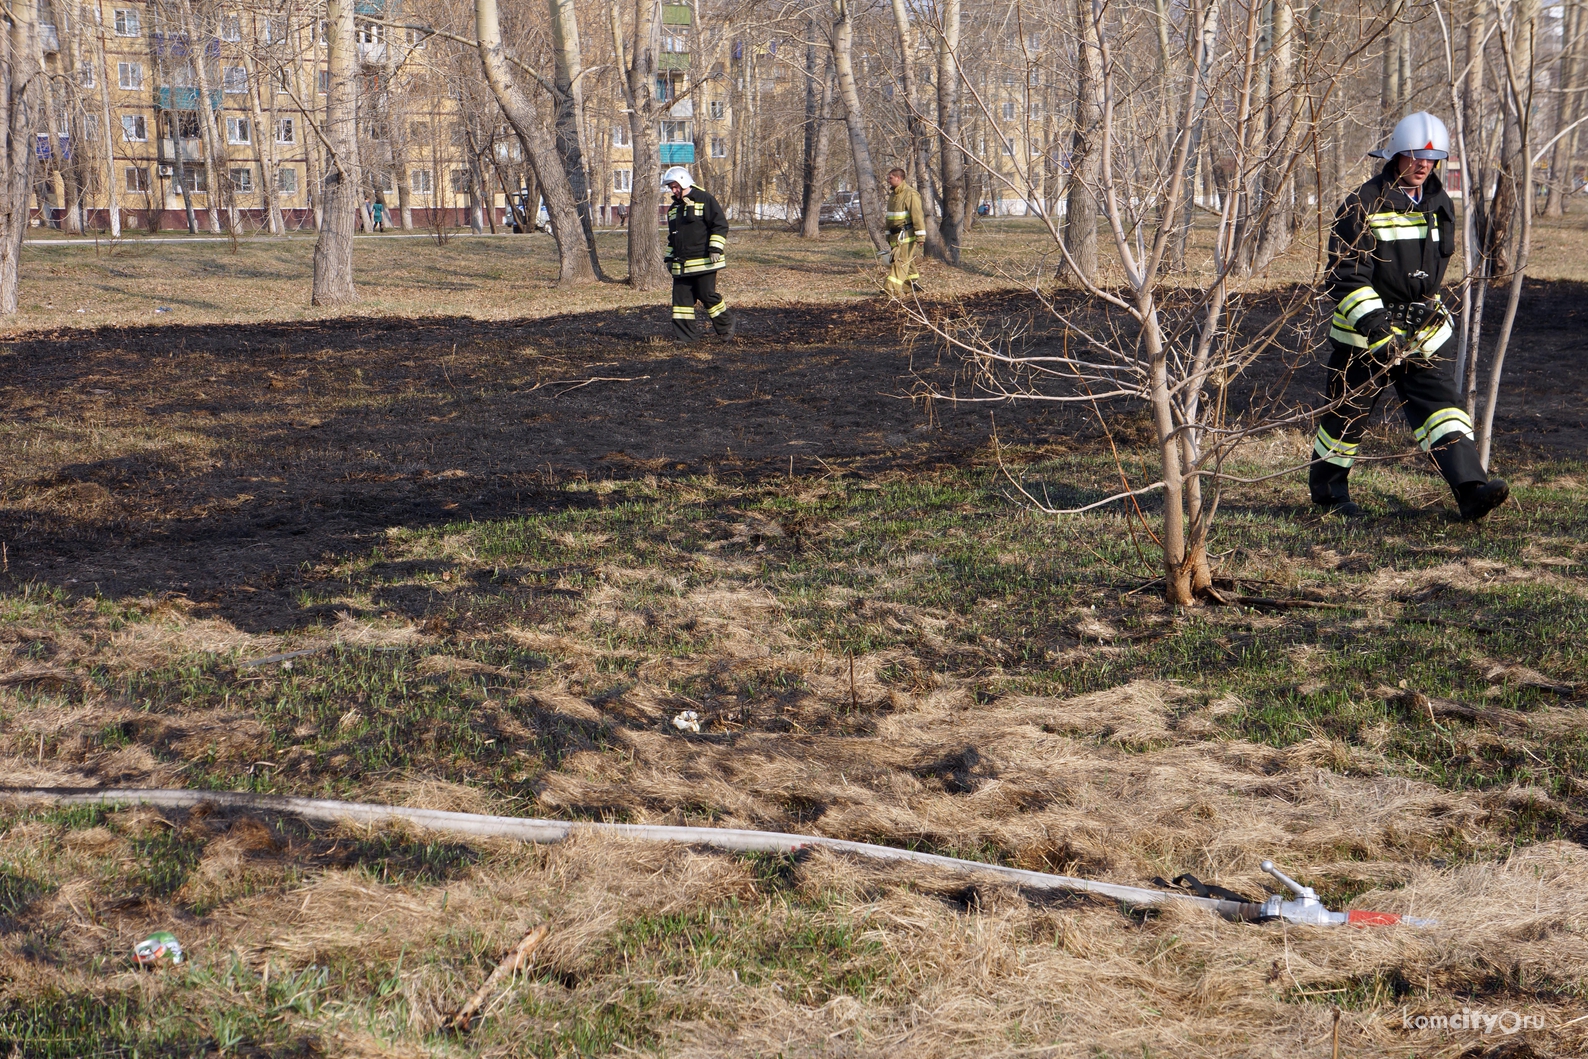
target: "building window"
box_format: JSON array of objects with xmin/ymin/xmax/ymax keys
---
[
  {"xmin": 125, "ymin": 165, "xmax": 149, "ymax": 192},
  {"xmin": 78, "ymin": 62, "xmax": 95, "ymax": 87},
  {"xmin": 229, "ymin": 167, "xmax": 254, "ymax": 192},
  {"xmin": 1002, "ymin": 136, "xmax": 1014, "ymax": 155},
  {"xmin": 265, "ymin": 17, "xmax": 285, "ymax": 43},
  {"xmin": 376, "ymin": 170, "xmax": 394, "ymax": 192},
  {"xmin": 613, "ymin": 168, "xmax": 632, "ymax": 192},
  {"xmin": 613, "ymin": 123, "xmax": 630, "ymax": 147},
  {"xmin": 84, "ymin": 114, "xmax": 99, "ymax": 139},
  {"xmin": 1002, "ymin": 101, "xmax": 1015, "ymax": 120},
  {"xmin": 364, "ymin": 120, "xmax": 387, "ymax": 140},
  {"xmin": 317, "ymin": 69, "xmax": 329, "ymax": 94},
  {"xmin": 318, "ymin": 20, "xmax": 327, "ymax": 44},
  {"xmin": 223, "ymin": 66, "xmax": 247, "ymax": 93},
  {"xmin": 356, "ymin": 21, "xmax": 384, "ymax": 44},
  {"xmin": 177, "ymin": 111, "xmax": 201, "ymax": 139},
  {"xmin": 277, "ymin": 167, "xmax": 298, "ymax": 194},
  {"xmin": 274, "ymin": 117, "xmax": 295, "ymax": 144},
  {"xmin": 662, "ymin": 29, "xmax": 687, "ymax": 52},
  {"xmin": 411, "ymin": 169, "xmax": 433, "ymax": 194},
  {"xmin": 220, "ymin": 14, "xmax": 241, "ymax": 41},
  {"xmin": 450, "ymin": 169, "xmax": 471, "ymax": 194},
  {"xmin": 710, "ymin": 137, "xmax": 726, "ymax": 158},
  {"xmin": 120, "ymin": 114, "xmax": 147, "ymax": 142},
  {"xmin": 709, "ymin": 99, "xmax": 724, "ymax": 120},
  {"xmin": 226, "ymin": 116, "xmax": 250, "ymax": 144},
  {"xmin": 118, "ymin": 62, "xmax": 142, "ymax": 90},
  {"xmin": 276, "ymin": 68, "xmax": 291, "ymax": 94},
  {"xmin": 113, "ymin": 8, "xmax": 140, "ymax": 35},
  {"xmin": 659, "ymin": 120, "xmax": 689, "ymax": 143},
  {"xmin": 404, "ymin": 26, "xmax": 427, "ymax": 46},
  {"xmin": 180, "ymin": 166, "xmax": 207, "ymax": 193}
]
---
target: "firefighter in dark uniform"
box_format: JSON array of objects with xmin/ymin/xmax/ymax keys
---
[
  {"xmin": 1313, "ymin": 111, "xmax": 1508, "ymax": 521},
  {"xmin": 663, "ymin": 166, "xmax": 734, "ymax": 341}
]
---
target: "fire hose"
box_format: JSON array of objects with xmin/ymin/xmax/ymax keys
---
[{"xmin": 0, "ymin": 787, "xmax": 1434, "ymax": 928}]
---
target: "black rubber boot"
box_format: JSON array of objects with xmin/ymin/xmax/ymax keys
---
[
  {"xmin": 1308, "ymin": 461, "xmax": 1361, "ymax": 516},
  {"xmin": 1457, "ymin": 479, "xmax": 1509, "ymax": 522}
]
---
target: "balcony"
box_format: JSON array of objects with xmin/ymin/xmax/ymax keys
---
[
  {"xmin": 359, "ymin": 41, "xmax": 388, "ymax": 63},
  {"xmin": 667, "ymin": 98, "xmax": 692, "ymax": 119},
  {"xmin": 157, "ymin": 87, "xmax": 224, "ymax": 111},
  {"xmin": 39, "ymin": 23, "xmax": 59, "ymax": 52},
  {"xmin": 660, "ymin": 143, "xmax": 695, "ymax": 165}
]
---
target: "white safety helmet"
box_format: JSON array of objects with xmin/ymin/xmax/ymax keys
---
[
  {"xmin": 1369, "ymin": 111, "xmax": 1450, "ymax": 161},
  {"xmin": 661, "ymin": 166, "xmax": 694, "ymax": 190}
]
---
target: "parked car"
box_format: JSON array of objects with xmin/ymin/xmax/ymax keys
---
[{"xmin": 818, "ymin": 191, "xmax": 861, "ymax": 226}]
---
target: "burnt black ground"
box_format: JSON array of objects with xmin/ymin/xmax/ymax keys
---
[{"xmin": 1, "ymin": 282, "xmax": 1583, "ymax": 631}]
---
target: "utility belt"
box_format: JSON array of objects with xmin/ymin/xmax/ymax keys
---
[
  {"xmin": 1380, "ymin": 297, "xmax": 1452, "ymax": 366},
  {"xmin": 1385, "ymin": 299, "xmax": 1438, "ymax": 332}
]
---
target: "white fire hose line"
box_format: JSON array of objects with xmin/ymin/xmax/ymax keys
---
[{"xmin": 0, "ymin": 788, "xmax": 1432, "ymax": 928}]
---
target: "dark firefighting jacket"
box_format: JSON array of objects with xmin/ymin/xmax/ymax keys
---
[
  {"xmin": 1326, "ymin": 163, "xmax": 1456, "ymax": 355},
  {"xmin": 665, "ymin": 187, "xmax": 728, "ymax": 277}
]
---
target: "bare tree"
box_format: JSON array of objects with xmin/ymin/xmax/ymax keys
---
[
  {"xmin": 1, "ymin": 0, "xmax": 44, "ymax": 312},
  {"xmin": 830, "ymin": 0, "xmax": 886, "ymax": 252},
  {"xmin": 476, "ymin": 0, "xmax": 594, "ymax": 285},
  {"xmin": 887, "ymin": 0, "xmax": 944, "ymax": 257},
  {"xmin": 549, "ymin": 0, "xmax": 604, "ymax": 275},
  {"xmin": 798, "ymin": 21, "xmax": 833, "ymax": 238},
  {"xmin": 933, "ymin": 0, "xmax": 965, "ymax": 262},
  {"xmin": 312, "ymin": 0, "xmax": 360, "ymax": 305},
  {"xmin": 608, "ymin": 0, "xmax": 668, "ymax": 289}
]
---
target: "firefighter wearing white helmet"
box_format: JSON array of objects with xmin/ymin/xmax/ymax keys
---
[
  {"xmin": 1311, "ymin": 111, "xmax": 1509, "ymax": 522},
  {"xmin": 662, "ymin": 166, "xmax": 734, "ymax": 341}
]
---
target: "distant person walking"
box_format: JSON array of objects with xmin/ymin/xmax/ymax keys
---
[
  {"xmin": 663, "ymin": 166, "xmax": 734, "ymax": 341},
  {"xmin": 883, "ymin": 168, "xmax": 926, "ymax": 296},
  {"xmin": 372, "ymin": 199, "xmax": 386, "ymax": 232}
]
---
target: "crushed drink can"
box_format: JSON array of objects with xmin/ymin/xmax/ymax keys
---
[{"xmin": 134, "ymin": 931, "xmax": 184, "ymax": 967}]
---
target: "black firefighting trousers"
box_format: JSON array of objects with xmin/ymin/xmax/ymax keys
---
[
  {"xmin": 671, "ymin": 272, "xmax": 733, "ymax": 341},
  {"xmin": 1309, "ymin": 339, "xmax": 1487, "ymax": 505}
]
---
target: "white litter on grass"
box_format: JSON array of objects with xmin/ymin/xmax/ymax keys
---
[{"xmin": 671, "ymin": 710, "xmax": 701, "ymax": 733}]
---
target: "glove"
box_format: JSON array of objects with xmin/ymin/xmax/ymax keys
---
[
  {"xmin": 709, "ymin": 251, "xmax": 722, "ymax": 264},
  {"xmin": 1356, "ymin": 308, "xmax": 1392, "ymax": 344}
]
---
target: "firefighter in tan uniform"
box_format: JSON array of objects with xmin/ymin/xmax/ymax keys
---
[{"xmin": 883, "ymin": 168, "xmax": 926, "ymax": 295}]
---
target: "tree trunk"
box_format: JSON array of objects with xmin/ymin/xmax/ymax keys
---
[
  {"xmin": 799, "ymin": 26, "xmax": 834, "ymax": 238},
  {"xmin": 1545, "ymin": 0, "xmax": 1582, "ymax": 216},
  {"xmin": 477, "ymin": 0, "xmax": 594, "ymax": 285},
  {"xmin": 1251, "ymin": 0, "xmax": 1296, "ymax": 270},
  {"xmin": 550, "ymin": 0, "xmax": 603, "ymax": 276},
  {"xmin": 242, "ymin": 46, "xmax": 281, "ymax": 234},
  {"xmin": 609, "ymin": 0, "xmax": 669, "ymax": 289},
  {"xmin": 312, "ymin": 0, "xmax": 360, "ymax": 305},
  {"xmin": 0, "ymin": 0, "xmax": 43, "ymax": 312},
  {"xmin": 1065, "ymin": 0, "xmax": 1103, "ymax": 283},
  {"xmin": 1174, "ymin": 0, "xmax": 1219, "ymax": 269},
  {"xmin": 830, "ymin": 0, "xmax": 887, "ymax": 253},
  {"xmin": 936, "ymin": 0, "xmax": 965, "ymax": 263},
  {"xmin": 169, "ymin": 109, "xmax": 199, "ymax": 233},
  {"xmin": 93, "ymin": 7, "xmax": 120, "ymax": 237},
  {"xmin": 888, "ymin": 0, "xmax": 945, "ymax": 259},
  {"xmin": 177, "ymin": 0, "xmax": 223, "ymax": 232}
]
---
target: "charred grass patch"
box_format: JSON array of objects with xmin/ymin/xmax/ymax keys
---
[{"xmin": 4, "ymin": 261, "xmax": 1588, "ymax": 1052}]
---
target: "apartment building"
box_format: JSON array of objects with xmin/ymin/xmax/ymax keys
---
[{"xmin": 33, "ymin": 0, "xmax": 492, "ymax": 231}]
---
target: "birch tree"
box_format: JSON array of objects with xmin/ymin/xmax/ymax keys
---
[{"xmin": 312, "ymin": 0, "xmax": 360, "ymax": 305}]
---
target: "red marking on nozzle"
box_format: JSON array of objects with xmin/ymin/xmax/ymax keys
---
[{"xmin": 1347, "ymin": 909, "xmax": 1401, "ymax": 927}]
